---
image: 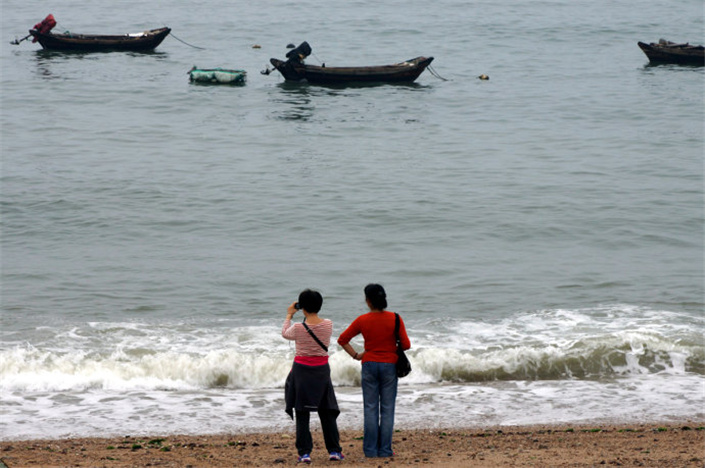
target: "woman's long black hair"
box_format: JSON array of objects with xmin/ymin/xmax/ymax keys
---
[{"xmin": 364, "ymin": 283, "xmax": 387, "ymax": 310}]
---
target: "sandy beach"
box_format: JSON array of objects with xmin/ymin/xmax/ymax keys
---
[{"xmin": 1, "ymin": 422, "xmax": 702, "ymax": 468}]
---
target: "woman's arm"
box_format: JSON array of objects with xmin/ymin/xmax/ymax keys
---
[
  {"xmin": 398, "ymin": 316, "xmax": 411, "ymax": 350},
  {"xmin": 337, "ymin": 317, "xmax": 363, "ymax": 360},
  {"xmin": 340, "ymin": 343, "xmax": 363, "ymax": 360},
  {"xmin": 282, "ymin": 302, "xmax": 298, "ymax": 340}
]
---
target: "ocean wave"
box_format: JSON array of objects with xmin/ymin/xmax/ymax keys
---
[
  {"xmin": 0, "ymin": 346, "xmax": 290, "ymax": 392},
  {"xmin": 1, "ymin": 329, "xmax": 701, "ymax": 392},
  {"xmin": 408, "ymin": 332, "xmax": 704, "ymax": 382}
]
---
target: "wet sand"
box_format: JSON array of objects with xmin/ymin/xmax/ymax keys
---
[{"xmin": 1, "ymin": 422, "xmax": 702, "ymax": 467}]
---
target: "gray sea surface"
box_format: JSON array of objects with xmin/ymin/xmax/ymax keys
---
[{"xmin": 1, "ymin": 0, "xmax": 703, "ymax": 440}]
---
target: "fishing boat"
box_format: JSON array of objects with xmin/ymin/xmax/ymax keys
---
[
  {"xmin": 266, "ymin": 41, "xmax": 434, "ymax": 84},
  {"xmin": 188, "ymin": 66, "xmax": 247, "ymax": 85},
  {"xmin": 26, "ymin": 17, "xmax": 170, "ymax": 52},
  {"xmin": 637, "ymin": 39, "xmax": 704, "ymax": 65}
]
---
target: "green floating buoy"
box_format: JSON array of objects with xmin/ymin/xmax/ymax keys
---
[{"xmin": 188, "ymin": 66, "xmax": 247, "ymax": 85}]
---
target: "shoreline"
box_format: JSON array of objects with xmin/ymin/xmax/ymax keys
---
[{"xmin": 1, "ymin": 422, "xmax": 702, "ymax": 467}]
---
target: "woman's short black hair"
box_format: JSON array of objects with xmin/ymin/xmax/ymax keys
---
[
  {"xmin": 364, "ymin": 283, "xmax": 387, "ymax": 310},
  {"xmin": 298, "ymin": 289, "xmax": 322, "ymax": 313}
]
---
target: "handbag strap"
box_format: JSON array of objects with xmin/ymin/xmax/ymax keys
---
[
  {"xmin": 302, "ymin": 322, "xmax": 328, "ymax": 352},
  {"xmin": 394, "ymin": 313, "xmax": 401, "ymax": 344}
]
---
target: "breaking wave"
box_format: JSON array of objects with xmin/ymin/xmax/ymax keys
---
[{"xmin": 1, "ymin": 312, "xmax": 702, "ymax": 392}]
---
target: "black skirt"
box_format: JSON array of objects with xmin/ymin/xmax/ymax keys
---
[{"xmin": 285, "ymin": 362, "xmax": 340, "ymax": 419}]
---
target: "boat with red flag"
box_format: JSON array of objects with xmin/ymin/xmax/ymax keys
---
[{"xmin": 12, "ymin": 15, "xmax": 170, "ymax": 52}]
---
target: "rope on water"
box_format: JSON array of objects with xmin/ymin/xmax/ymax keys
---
[
  {"xmin": 169, "ymin": 32, "xmax": 206, "ymax": 50},
  {"xmin": 311, "ymin": 51, "xmax": 326, "ymax": 66},
  {"xmin": 427, "ymin": 64, "xmax": 449, "ymax": 81}
]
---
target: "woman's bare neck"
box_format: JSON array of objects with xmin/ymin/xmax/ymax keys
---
[{"xmin": 304, "ymin": 314, "xmax": 323, "ymax": 325}]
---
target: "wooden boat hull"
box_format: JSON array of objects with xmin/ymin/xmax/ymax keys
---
[
  {"xmin": 269, "ymin": 56, "xmax": 434, "ymax": 84},
  {"xmin": 638, "ymin": 41, "xmax": 704, "ymax": 65},
  {"xmin": 29, "ymin": 27, "xmax": 171, "ymax": 52},
  {"xmin": 189, "ymin": 67, "xmax": 247, "ymax": 85}
]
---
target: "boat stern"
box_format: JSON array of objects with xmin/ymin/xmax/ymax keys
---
[{"xmin": 269, "ymin": 58, "xmax": 306, "ymax": 81}]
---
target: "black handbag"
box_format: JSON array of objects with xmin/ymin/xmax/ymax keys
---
[{"xmin": 394, "ymin": 313, "xmax": 411, "ymax": 378}]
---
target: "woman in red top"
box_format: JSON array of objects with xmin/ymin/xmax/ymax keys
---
[{"xmin": 338, "ymin": 284, "xmax": 411, "ymax": 458}]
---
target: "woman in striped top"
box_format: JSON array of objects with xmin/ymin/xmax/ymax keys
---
[{"xmin": 282, "ymin": 289, "xmax": 344, "ymax": 463}]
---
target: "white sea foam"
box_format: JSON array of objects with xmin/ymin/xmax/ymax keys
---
[
  {"xmin": 1, "ymin": 305, "xmax": 703, "ymax": 440},
  {"xmin": 2, "ymin": 374, "xmax": 703, "ymax": 441},
  {"xmin": 1, "ymin": 306, "xmax": 703, "ymax": 394}
]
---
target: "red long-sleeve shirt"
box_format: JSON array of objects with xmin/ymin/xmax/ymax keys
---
[{"xmin": 337, "ymin": 311, "xmax": 411, "ymax": 364}]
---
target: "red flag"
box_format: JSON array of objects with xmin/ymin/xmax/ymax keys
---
[{"xmin": 32, "ymin": 14, "xmax": 57, "ymax": 42}]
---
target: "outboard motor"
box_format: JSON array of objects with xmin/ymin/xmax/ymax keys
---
[{"xmin": 285, "ymin": 41, "xmax": 312, "ymax": 63}]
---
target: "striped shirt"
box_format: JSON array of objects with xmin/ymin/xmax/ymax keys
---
[{"xmin": 282, "ymin": 319, "xmax": 333, "ymax": 357}]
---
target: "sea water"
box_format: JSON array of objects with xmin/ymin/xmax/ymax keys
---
[{"xmin": 1, "ymin": 0, "xmax": 703, "ymax": 440}]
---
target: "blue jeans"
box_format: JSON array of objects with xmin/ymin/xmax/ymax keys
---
[{"xmin": 361, "ymin": 361, "xmax": 398, "ymax": 457}]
